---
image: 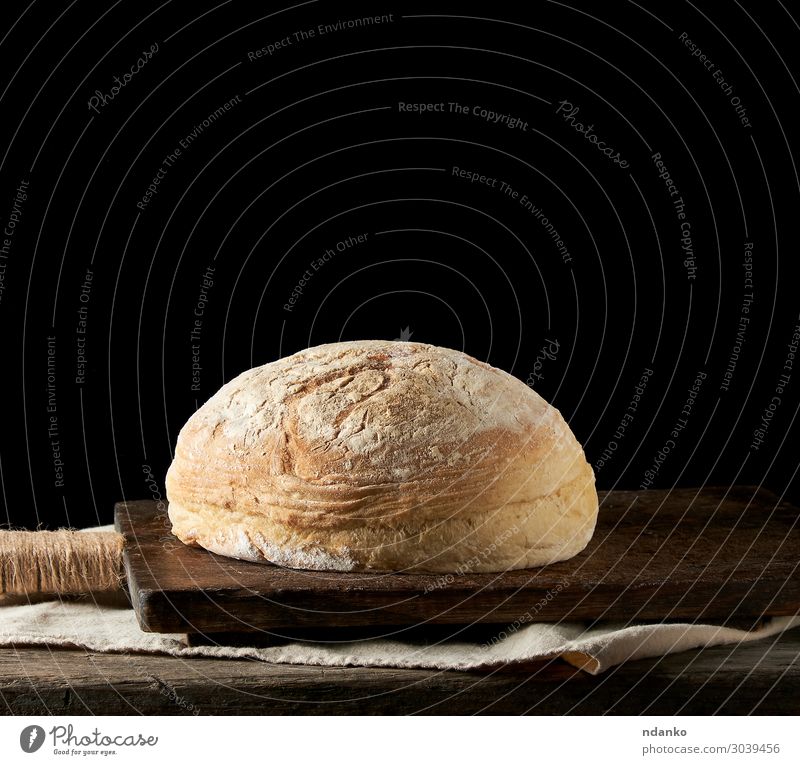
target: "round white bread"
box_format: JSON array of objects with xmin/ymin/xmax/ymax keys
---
[{"xmin": 166, "ymin": 340, "xmax": 598, "ymax": 573}]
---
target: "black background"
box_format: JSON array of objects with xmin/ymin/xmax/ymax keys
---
[{"xmin": 0, "ymin": 0, "xmax": 798, "ymax": 530}]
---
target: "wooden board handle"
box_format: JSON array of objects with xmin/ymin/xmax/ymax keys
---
[{"xmin": 0, "ymin": 530, "xmax": 124, "ymax": 595}]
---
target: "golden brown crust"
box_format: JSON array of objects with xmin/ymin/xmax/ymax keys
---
[{"xmin": 166, "ymin": 340, "xmax": 598, "ymax": 572}]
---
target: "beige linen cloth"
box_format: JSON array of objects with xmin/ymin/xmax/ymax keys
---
[{"xmin": 1, "ymin": 530, "xmax": 798, "ymax": 675}]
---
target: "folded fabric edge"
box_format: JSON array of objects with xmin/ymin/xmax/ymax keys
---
[{"xmin": 561, "ymin": 651, "xmax": 600, "ymax": 674}]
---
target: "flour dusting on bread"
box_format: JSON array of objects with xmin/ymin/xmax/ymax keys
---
[{"xmin": 166, "ymin": 340, "xmax": 598, "ymax": 573}]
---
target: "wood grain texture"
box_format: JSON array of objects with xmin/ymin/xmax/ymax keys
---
[
  {"xmin": 1, "ymin": 629, "xmax": 798, "ymax": 715},
  {"xmin": 115, "ymin": 486, "xmax": 800, "ymax": 634}
]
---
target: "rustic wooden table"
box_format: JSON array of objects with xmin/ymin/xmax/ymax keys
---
[
  {"xmin": 3, "ymin": 484, "xmax": 800, "ymax": 714},
  {"xmin": 1, "ymin": 628, "xmax": 798, "ymax": 715}
]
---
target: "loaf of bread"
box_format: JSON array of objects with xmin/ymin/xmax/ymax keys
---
[{"xmin": 166, "ymin": 340, "xmax": 598, "ymax": 573}]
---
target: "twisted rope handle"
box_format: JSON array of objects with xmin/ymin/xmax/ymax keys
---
[{"xmin": 0, "ymin": 530, "xmax": 125, "ymax": 595}]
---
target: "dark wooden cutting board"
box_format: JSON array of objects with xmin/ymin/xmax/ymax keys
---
[{"xmin": 115, "ymin": 486, "xmax": 800, "ymax": 637}]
